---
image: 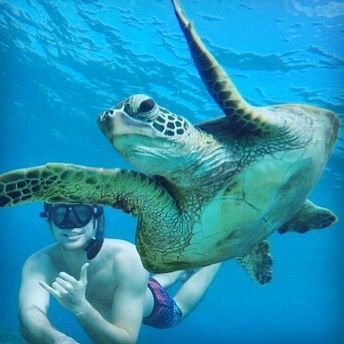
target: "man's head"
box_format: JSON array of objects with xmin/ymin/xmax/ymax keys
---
[{"xmin": 41, "ymin": 203, "xmax": 104, "ymax": 259}]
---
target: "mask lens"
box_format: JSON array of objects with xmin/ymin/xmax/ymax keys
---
[
  {"xmin": 50, "ymin": 206, "xmax": 68, "ymax": 227},
  {"xmin": 73, "ymin": 205, "xmax": 94, "ymax": 224},
  {"xmin": 49, "ymin": 204, "xmax": 94, "ymax": 229}
]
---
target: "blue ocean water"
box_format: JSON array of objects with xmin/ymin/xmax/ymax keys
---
[{"xmin": 0, "ymin": 0, "xmax": 343, "ymax": 343}]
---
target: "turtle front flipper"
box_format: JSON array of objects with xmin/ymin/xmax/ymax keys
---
[
  {"xmin": 278, "ymin": 200, "xmax": 337, "ymax": 234},
  {"xmin": 0, "ymin": 163, "xmax": 179, "ymax": 220},
  {"xmin": 171, "ymin": 0, "xmax": 278, "ymax": 136}
]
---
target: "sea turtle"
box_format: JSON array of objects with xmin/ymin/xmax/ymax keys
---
[{"xmin": 0, "ymin": 0, "xmax": 339, "ymax": 283}]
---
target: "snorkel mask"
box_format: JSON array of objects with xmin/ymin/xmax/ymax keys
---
[{"xmin": 40, "ymin": 203, "xmax": 104, "ymax": 260}]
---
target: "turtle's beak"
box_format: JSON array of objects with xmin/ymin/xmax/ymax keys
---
[
  {"xmin": 97, "ymin": 109, "xmax": 116, "ymax": 138},
  {"xmin": 97, "ymin": 110, "xmax": 115, "ymax": 133},
  {"xmin": 97, "ymin": 108, "xmax": 157, "ymax": 141}
]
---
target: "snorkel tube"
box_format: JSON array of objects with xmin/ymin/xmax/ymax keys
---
[{"xmin": 85, "ymin": 206, "xmax": 104, "ymax": 260}]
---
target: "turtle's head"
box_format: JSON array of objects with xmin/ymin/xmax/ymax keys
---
[{"xmin": 97, "ymin": 94, "xmax": 199, "ymax": 177}]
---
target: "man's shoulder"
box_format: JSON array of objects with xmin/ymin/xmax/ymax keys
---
[
  {"xmin": 100, "ymin": 239, "xmax": 148, "ymax": 277},
  {"xmin": 24, "ymin": 244, "xmax": 56, "ymax": 268},
  {"xmin": 102, "ymin": 238, "xmax": 138, "ymax": 257},
  {"xmin": 22, "ymin": 244, "xmax": 58, "ymax": 278}
]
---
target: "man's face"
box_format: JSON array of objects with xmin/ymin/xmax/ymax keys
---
[
  {"xmin": 46, "ymin": 204, "xmax": 98, "ymax": 251},
  {"xmin": 51, "ymin": 218, "xmax": 95, "ymax": 251}
]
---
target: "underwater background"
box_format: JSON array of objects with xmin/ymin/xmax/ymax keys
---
[{"xmin": 0, "ymin": 0, "xmax": 343, "ymax": 343}]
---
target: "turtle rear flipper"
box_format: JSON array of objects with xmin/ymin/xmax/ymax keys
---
[
  {"xmin": 236, "ymin": 240, "xmax": 272, "ymax": 285},
  {"xmin": 278, "ymin": 200, "xmax": 337, "ymax": 234}
]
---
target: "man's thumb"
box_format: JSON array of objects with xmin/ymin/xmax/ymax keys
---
[{"xmin": 80, "ymin": 263, "xmax": 89, "ymax": 282}]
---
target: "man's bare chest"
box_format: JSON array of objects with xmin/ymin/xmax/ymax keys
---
[{"xmin": 85, "ymin": 272, "xmax": 119, "ymax": 317}]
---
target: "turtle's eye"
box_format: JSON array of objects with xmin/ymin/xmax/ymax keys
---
[
  {"xmin": 122, "ymin": 95, "xmax": 158, "ymax": 122},
  {"xmin": 139, "ymin": 99, "xmax": 155, "ymax": 113}
]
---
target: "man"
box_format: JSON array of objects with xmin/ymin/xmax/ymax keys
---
[{"xmin": 19, "ymin": 203, "xmax": 221, "ymax": 343}]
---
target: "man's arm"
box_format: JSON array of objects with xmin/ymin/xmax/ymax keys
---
[
  {"xmin": 41, "ymin": 251, "xmax": 149, "ymax": 344},
  {"xmin": 19, "ymin": 252, "xmax": 78, "ymax": 344}
]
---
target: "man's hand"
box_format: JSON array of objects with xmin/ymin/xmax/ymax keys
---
[{"xmin": 39, "ymin": 263, "xmax": 89, "ymax": 315}]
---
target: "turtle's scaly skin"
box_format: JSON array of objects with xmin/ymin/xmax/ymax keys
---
[
  {"xmin": 0, "ymin": 0, "xmax": 340, "ymax": 280},
  {"xmin": 0, "ymin": 163, "xmax": 184, "ymax": 252}
]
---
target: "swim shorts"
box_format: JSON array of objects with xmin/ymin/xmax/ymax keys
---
[{"xmin": 143, "ymin": 277, "xmax": 183, "ymax": 329}]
